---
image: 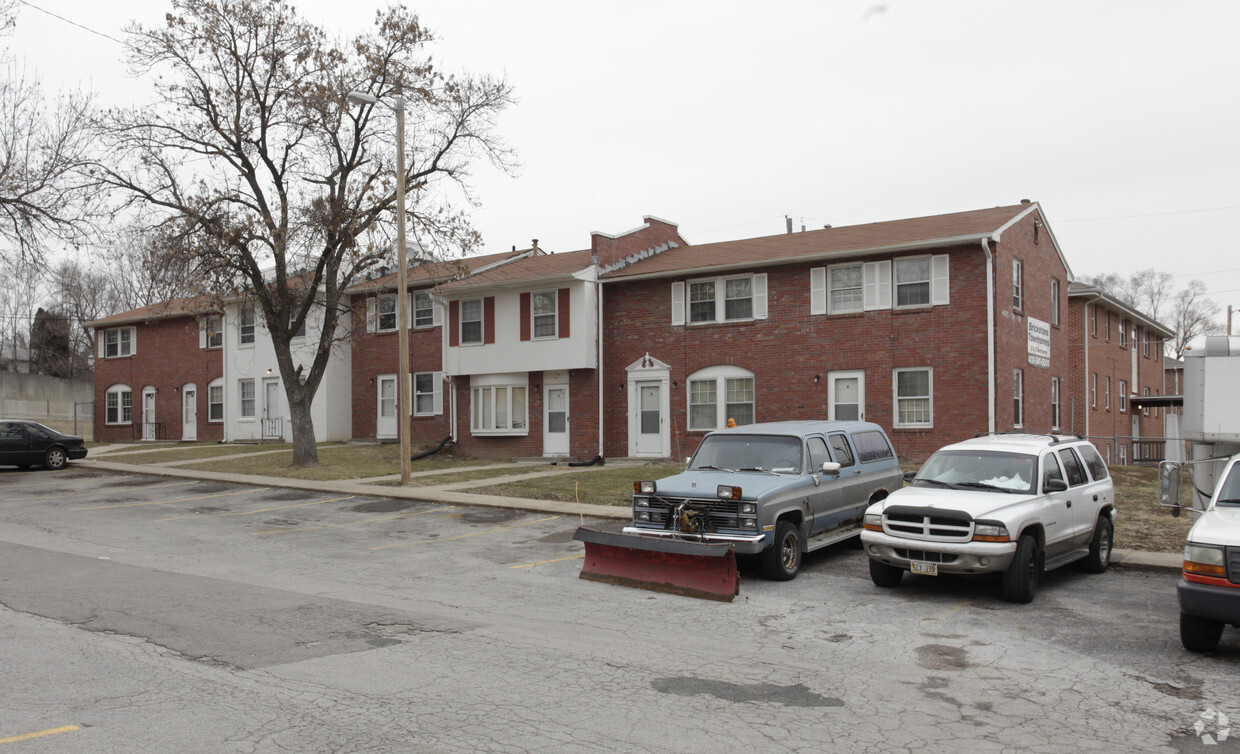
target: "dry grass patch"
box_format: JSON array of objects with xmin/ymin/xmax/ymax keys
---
[
  {"xmin": 1110, "ymin": 464, "xmax": 1193, "ymax": 553},
  {"xmin": 102, "ymin": 443, "xmax": 296, "ymax": 465},
  {"xmin": 176, "ymin": 442, "xmax": 486, "ymax": 481},
  {"xmin": 468, "ymin": 462, "xmax": 687, "ymax": 507}
]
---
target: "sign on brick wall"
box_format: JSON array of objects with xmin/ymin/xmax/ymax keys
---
[{"xmin": 1027, "ymin": 316, "xmax": 1051, "ymax": 368}]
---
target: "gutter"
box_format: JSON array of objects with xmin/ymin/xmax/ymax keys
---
[{"xmin": 981, "ymin": 238, "xmax": 996, "ymax": 434}]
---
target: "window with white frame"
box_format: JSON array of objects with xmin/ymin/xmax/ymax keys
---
[
  {"xmin": 1051, "ymin": 278, "xmax": 1060, "ymax": 326},
  {"xmin": 1104, "ymin": 312, "xmax": 1111, "ymax": 341},
  {"xmin": 1143, "ymin": 387, "xmax": 1151, "ymax": 416},
  {"xmin": 1119, "ymin": 318, "xmax": 1128, "ymax": 347},
  {"xmin": 1051, "ymin": 377, "xmax": 1061, "ymax": 430},
  {"xmin": 1119, "ymin": 380, "xmax": 1128, "ymax": 412},
  {"xmin": 205, "ymin": 315, "xmax": 223, "ymax": 348},
  {"xmin": 828, "ymin": 264, "xmax": 863, "ymax": 314},
  {"xmin": 460, "ymin": 299, "xmax": 483, "ymax": 344},
  {"xmin": 104, "ymin": 328, "xmax": 133, "ymax": 358},
  {"xmin": 686, "ymin": 366, "xmax": 755, "ymax": 431},
  {"xmin": 413, "ymin": 291, "xmax": 435, "ymax": 328},
  {"xmin": 1012, "ymin": 259, "xmax": 1023, "ymax": 310},
  {"xmin": 895, "ymin": 257, "xmax": 932, "ymax": 308},
  {"xmin": 239, "ymin": 379, "xmax": 255, "ymax": 418},
  {"xmin": 894, "ymin": 368, "xmax": 932, "ymax": 428},
  {"xmin": 1013, "ymin": 369, "xmax": 1024, "ymax": 427},
  {"xmin": 684, "ymin": 275, "xmax": 761, "ymax": 323},
  {"xmin": 288, "ymin": 308, "xmax": 306, "ymax": 339},
  {"xmin": 471, "ymin": 382, "xmax": 528, "ymax": 433},
  {"xmin": 724, "ymin": 278, "xmax": 753, "ymax": 320},
  {"xmin": 532, "ymin": 291, "xmax": 557, "ymax": 337},
  {"xmin": 414, "ymin": 372, "xmax": 437, "ymax": 416},
  {"xmin": 208, "ymin": 379, "xmax": 224, "ymax": 422},
  {"xmin": 688, "ymin": 280, "xmax": 716, "ymax": 323},
  {"xmin": 1091, "ymin": 373, "xmax": 1098, "ymax": 408},
  {"xmin": 1090, "ymin": 304, "xmax": 1097, "ymax": 336},
  {"xmin": 105, "ymin": 385, "xmax": 132, "ymax": 424},
  {"xmin": 239, "ymin": 307, "xmax": 256, "ymax": 345},
  {"xmin": 1105, "ymin": 376, "xmax": 1111, "ymax": 410},
  {"xmin": 376, "ymin": 293, "xmax": 397, "ymax": 332}
]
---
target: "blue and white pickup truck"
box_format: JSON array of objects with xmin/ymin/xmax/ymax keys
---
[{"xmin": 625, "ymin": 420, "xmax": 902, "ymax": 581}]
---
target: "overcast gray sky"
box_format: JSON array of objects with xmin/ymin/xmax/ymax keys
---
[{"xmin": 9, "ymin": 0, "xmax": 1240, "ymax": 323}]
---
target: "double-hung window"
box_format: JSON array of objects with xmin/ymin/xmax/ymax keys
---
[
  {"xmin": 105, "ymin": 385, "xmax": 132, "ymax": 424},
  {"xmin": 1051, "ymin": 377, "xmax": 1061, "ymax": 430},
  {"xmin": 208, "ymin": 380, "xmax": 224, "ymax": 422},
  {"xmin": 104, "ymin": 328, "xmax": 133, "ymax": 358},
  {"xmin": 376, "ymin": 294, "xmax": 397, "ymax": 332},
  {"xmin": 895, "ymin": 258, "xmax": 932, "ymax": 308},
  {"xmin": 205, "ymin": 315, "xmax": 223, "ymax": 348},
  {"xmin": 828, "ymin": 264, "xmax": 863, "ymax": 314},
  {"xmin": 724, "ymin": 278, "xmax": 753, "ymax": 320},
  {"xmin": 1119, "ymin": 318, "xmax": 1128, "ymax": 347},
  {"xmin": 1051, "ymin": 278, "xmax": 1061, "ymax": 326},
  {"xmin": 471, "ymin": 381, "xmax": 527, "ymax": 433},
  {"xmin": 677, "ymin": 274, "xmax": 765, "ymax": 325},
  {"xmin": 893, "ymin": 368, "xmax": 932, "ymax": 428},
  {"xmin": 532, "ymin": 291, "xmax": 557, "ymax": 337},
  {"xmin": 460, "ymin": 299, "xmax": 483, "ymax": 344},
  {"xmin": 414, "ymin": 372, "xmax": 437, "ymax": 416},
  {"xmin": 688, "ymin": 281, "xmax": 716, "ymax": 323},
  {"xmin": 239, "ymin": 379, "xmax": 256, "ymax": 418},
  {"xmin": 239, "ymin": 307, "xmax": 256, "ymax": 345},
  {"xmin": 1013, "ymin": 368, "xmax": 1024, "ymax": 427},
  {"xmin": 1119, "ymin": 380, "xmax": 1128, "ymax": 412},
  {"xmin": 1012, "ymin": 259, "xmax": 1023, "ymax": 310},
  {"xmin": 413, "ymin": 292, "xmax": 435, "ymax": 328},
  {"xmin": 686, "ymin": 366, "xmax": 755, "ymax": 430}
]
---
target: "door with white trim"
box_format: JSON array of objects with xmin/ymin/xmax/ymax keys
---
[
  {"xmin": 142, "ymin": 388, "xmax": 157, "ymax": 440},
  {"xmin": 263, "ymin": 378, "xmax": 282, "ymax": 440},
  {"xmin": 828, "ymin": 371, "xmax": 865, "ymax": 421},
  {"xmin": 635, "ymin": 382, "xmax": 663, "ymax": 455},
  {"xmin": 377, "ymin": 375, "xmax": 397, "ymax": 439},
  {"xmin": 544, "ymin": 384, "xmax": 569, "ymax": 456},
  {"xmin": 182, "ymin": 387, "xmax": 197, "ymax": 441}
]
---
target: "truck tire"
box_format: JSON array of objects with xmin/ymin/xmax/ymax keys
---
[
  {"xmin": 760, "ymin": 520, "xmax": 801, "ymax": 581},
  {"xmin": 1002, "ymin": 534, "xmax": 1041, "ymax": 603},
  {"xmin": 869, "ymin": 558, "xmax": 904, "ymax": 588},
  {"xmin": 1079, "ymin": 517, "xmax": 1113, "ymax": 574},
  {"xmin": 1180, "ymin": 612, "xmax": 1224, "ymax": 653}
]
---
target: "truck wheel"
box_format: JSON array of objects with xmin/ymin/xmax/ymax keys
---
[
  {"xmin": 760, "ymin": 520, "xmax": 801, "ymax": 581},
  {"xmin": 44, "ymin": 447, "xmax": 67, "ymax": 470},
  {"xmin": 1079, "ymin": 517, "xmax": 1113, "ymax": 574},
  {"xmin": 1180, "ymin": 612, "xmax": 1224, "ymax": 653},
  {"xmin": 869, "ymin": 558, "xmax": 904, "ymax": 588},
  {"xmin": 1002, "ymin": 534, "xmax": 1040, "ymax": 603}
]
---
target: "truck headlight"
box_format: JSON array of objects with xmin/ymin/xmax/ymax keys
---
[
  {"xmin": 635, "ymin": 510, "xmax": 651, "ymax": 522},
  {"xmin": 740, "ymin": 502, "xmax": 756, "ymax": 515},
  {"xmin": 1184, "ymin": 542, "xmax": 1226, "ymax": 578},
  {"xmin": 741, "ymin": 518, "xmax": 757, "ymax": 530},
  {"xmin": 973, "ymin": 520, "xmax": 1011, "ymax": 543},
  {"xmin": 718, "ymin": 485, "xmax": 741, "ymax": 500},
  {"xmin": 863, "ymin": 513, "xmax": 883, "ymax": 532},
  {"xmin": 635, "ymin": 481, "xmax": 655, "ymax": 495}
]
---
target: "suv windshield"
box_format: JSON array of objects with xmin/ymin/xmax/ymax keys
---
[
  {"xmin": 1217, "ymin": 464, "xmax": 1240, "ymax": 506},
  {"xmin": 689, "ymin": 435, "xmax": 803, "ymax": 474},
  {"xmin": 915, "ymin": 449, "xmax": 1037, "ymax": 494}
]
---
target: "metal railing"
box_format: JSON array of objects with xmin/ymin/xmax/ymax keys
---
[
  {"xmin": 1084, "ymin": 434, "xmax": 1189, "ymax": 466},
  {"xmin": 138, "ymin": 422, "xmax": 165, "ymax": 441},
  {"xmin": 261, "ymin": 418, "xmax": 283, "ymax": 441}
]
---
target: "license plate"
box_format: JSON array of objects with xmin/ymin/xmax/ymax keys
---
[{"xmin": 910, "ymin": 560, "xmax": 938, "ymax": 576}]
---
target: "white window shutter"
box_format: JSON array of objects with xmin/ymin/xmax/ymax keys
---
[
  {"xmin": 130, "ymin": 327, "xmax": 138, "ymax": 355},
  {"xmin": 366, "ymin": 297, "xmax": 376, "ymax": 333},
  {"xmin": 432, "ymin": 301, "xmax": 443, "ymax": 326},
  {"xmin": 433, "ymin": 371, "xmax": 445, "ymax": 415},
  {"xmin": 931, "ymin": 254, "xmax": 950, "ymax": 305},
  {"xmin": 671, "ymin": 282, "xmax": 685, "ymax": 326},
  {"xmin": 810, "ymin": 267, "xmax": 826, "ymax": 315},
  {"xmin": 753, "ymin": 274, "xmax": 768, "ymax": 319},
  {"xmin": 864, "ymin": 261, "xmax": 892, "ymax": 311},
  {"xmin": 199, "ymin": 319, "xmax": 207, "ymax": 349},
  {"xmin": 97, "ymin": 330, "xmax": 105, "ymax": 358}
]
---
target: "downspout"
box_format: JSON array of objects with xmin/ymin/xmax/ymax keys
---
[
  {"xmin": 980, "ymin": 238, "xmax": 996, "ymax": 434},
  {"xmin": 596, "ymin": 268, "xmax": 605, "ymax": 460},
  {"xmin": 448, "ymin": 375, "xmax": 457, "ymax": 443}
]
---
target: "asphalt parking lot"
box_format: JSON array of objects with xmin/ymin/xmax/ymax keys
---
[{"xmin": 1, "ymin": 466, "xmax": 1238, "ymax": 752}]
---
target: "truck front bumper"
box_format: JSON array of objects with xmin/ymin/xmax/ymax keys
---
[
  {"xmin": 861, "ymin": 530, "xmax": 1018, "ymax": 575},
  {"xmin": 621, "ymin": 526, "xmax": 769, "ymax": 555},
  {"xmin": 1178, "ymin": 579, "xmax": 1240, "ymax": 625}
]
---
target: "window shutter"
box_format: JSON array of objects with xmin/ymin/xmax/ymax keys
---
[
  {"xmin": 520, "ymin": 292, "xmax": 531, "ymax": 341},
  {"xmin": 863, "ymin": 261, "xmax": 892, "ymax": 311},
  {"xmin": 484, "ymin": 296, "xmax": 495, "ymax": 344},
  {"xmin": 448, "ymin": 300, "xmax": 460, "ymax": 346},
  {"xmin": 753, "ymin": 274, "xmax": 768, "ymax": 319},
  {"xmin": 558, "ymin": 288, "xmax": 571, "ymax": 338},
  {"xmin": 432, "ymin": 299, "xmax": 442, "ymax": 326},
  {"xmin": 97, "ymin": 330, "xmax": 105, "ymax": 358},
  {"xmin": 199, "ymin": 319, "xmax": 207, "ymax": 349},
  {"xmin": 366, "ymin": 297, "xmax": 376, "ymax": 334},
  {"xmin": 130, "ymin": 327, "xmax": 138, "ymax": 355},
  {"xmin": 931, "ymin": 254, "xmax": 950, "ymax": 305},
  {"xmin": 810, "ymin": 267, "xmax": 826, "ymax": 315},
  {"xmin": 433, "ymin": 371, "xmax": 444, "ymax": 415},
  {"xmin": 671, "ymin": 282, "xmax": 685, "ymax": 326}
]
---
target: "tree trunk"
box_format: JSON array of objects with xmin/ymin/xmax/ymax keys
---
[{"xmin": 288, "ymin": 391, "xmax": 319, "ymax": 466}]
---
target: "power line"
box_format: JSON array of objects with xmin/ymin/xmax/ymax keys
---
[
  {"xmin": 1057, "ymin": 205, "xmax": 1240, "ymax": 223},
  {"xmin": 17, "ymin": 0, "xmax": 129, "ymax": 47}
]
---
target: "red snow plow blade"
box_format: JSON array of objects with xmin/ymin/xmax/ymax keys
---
[{"xmin": 573, "ymin": 526, "xmax": 740, "ymax": 602}]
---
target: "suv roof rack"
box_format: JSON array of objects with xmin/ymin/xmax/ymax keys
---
[{"xmin": 970, "ymin": 430, "xmax": 1084, "ymax": 445}]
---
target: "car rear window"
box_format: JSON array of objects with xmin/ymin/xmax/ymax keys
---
[
  {"xmin": 1077, "ymin": 444, "xmax": 1109, "ymax": 481},
  {"xmin": 852, "ymin": 431, "xmax": 894, "ymax": 463},
  {"xmin": 1057, "ymin": 447, "xmax": 1088, "ymax": 487},
  {"xmin": 827, "ymin": 434, "xmax": 855, "ymax": 467}
]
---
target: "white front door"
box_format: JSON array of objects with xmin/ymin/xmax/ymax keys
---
[
  {"xmin": 182, "ymin": 388, "xmax": 197, "ymax": 441},
  {"xmin": 635, "ymin": 382, "xmax": 662, "ymax": 455},
  {"xmin": 828, "ymin": 371, "xmax": 865, "ymax": 421},
  {"xmin": 377, "ymin": 375, "xmax": 397, "ymax": 439},
  {"xmin": 142, "ymin": 389, "xmax": 157, "ymax": 440},
  {"xmin": 544, "ymin": 384, "xmax": 569, "ymax": 456},
  {"xmin": 263, "ymin": 379, "xmax": 281, "ymax": 439}
]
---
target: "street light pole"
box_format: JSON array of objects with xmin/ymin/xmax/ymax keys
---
[{"xmin": 349, "ymin": 91, "xmax": 412, "ymax": 485}]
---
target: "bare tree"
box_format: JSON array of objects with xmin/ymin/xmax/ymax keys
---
[
  {"xmin": 1086, "ymin": 269, "xmax": 1222, "ymax": 358},
  {"xmin": 96, "ymin": 0, "xmax": 515, "ymax": 465},
  {"xmin": 1168, "ymin": 280, "xmax": 1222, "ymax": 359},
  {"xmin": 0, "ymin": 253, "xmax": 43, "ymax": 370},
  {"xmin": 50, "ymin": 256, "xmax": 113, "ymax": 369}
]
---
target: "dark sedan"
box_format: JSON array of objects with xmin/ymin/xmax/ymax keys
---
[{"xmin": 0, "ymin": 420, "xmax": 88, "ymax": 470}]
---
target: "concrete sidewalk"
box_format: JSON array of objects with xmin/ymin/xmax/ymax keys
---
[{"xmin": 75, "ymin": 452, "xmax": 1183, "ymax": 574}]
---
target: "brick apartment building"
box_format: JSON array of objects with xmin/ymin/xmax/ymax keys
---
[{"xmin": 87, "ymin": 297, "xmax": 224, "ymax": 443}]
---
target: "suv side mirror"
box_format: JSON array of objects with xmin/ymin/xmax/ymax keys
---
[
  {"xmin": 1044, "ymin": 478, "xmax": 1068, "ymax": 493},
  {"xmin": 902, "ymin": 470, "xmax": 918, "ymax": 484},
  {"xmin": 820, "ymin": 461, "xmax": 841, "ymax": 475}
]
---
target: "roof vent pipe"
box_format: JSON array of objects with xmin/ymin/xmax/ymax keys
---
[{"xmin": 785, "ymin": 216, "xmax": 792, "ymax": 234}]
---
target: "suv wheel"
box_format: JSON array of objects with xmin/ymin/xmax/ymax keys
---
[
  {"xmin": 1180, "ymin": 612, "xmax": 1224, "ymax": 653},
  {"xmin": 44, "ymin": 447, "xmax": 67, "ymax": 470},
  {"xmin": 1080, "ymin": 517, "xmax": 1113, "ymax": 574},
  {"xmin": 1002, "ymin": 534, "xmax": 1041, "ymax": 603},
  {"xmin": 869, "ymin": 558, "xmax": 904, "ymax": 588},
  {"xmin": 760, "ymin": 520, "xmax": 802, "ymax": 581}
]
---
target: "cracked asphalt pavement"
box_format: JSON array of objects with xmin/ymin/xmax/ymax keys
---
[{"xmin": 0, "ymin": 467, "xmax": 1237, "ymax": 752}]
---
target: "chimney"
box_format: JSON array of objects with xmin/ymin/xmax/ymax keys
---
[
  {"xmin": 532, "ymin": 239, "xmax": 540, "ymax": 255},
  {"xmin": 785, "ymin": 216, "xmax": 793, "ymax": 234}
]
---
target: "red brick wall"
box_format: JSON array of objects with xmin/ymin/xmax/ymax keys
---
[
  {"xmin": 449, "ymin": 369, "xmax": 599, "ymax": 461},
  {"xmin": 93, "ymin": 317, "xmax": 223, "ymax": 443},
  {"xmin": 591, "ymin": 217, "xmax": 686, "ymax": 269}
]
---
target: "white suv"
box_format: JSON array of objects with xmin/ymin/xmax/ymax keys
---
[{"xmin": 861, "ymin": 433, "xmax": 1115, "ymax": 603}]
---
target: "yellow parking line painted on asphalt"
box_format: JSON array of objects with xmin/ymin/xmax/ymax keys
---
[
  {"xmin": 1, "ymin": 474, "xmax": 133, "ymax": 489},
  {"xmin": 921, "ymin": 599, "xmax": 977, "ymax": 623},
  {"xmin": 510, "ymin": 554, "xmax": 585, "ymax": 569},
  {"xmin": 0, "ymin": 725, "xmax": 81, "ymax": 744},
  {"xmin": 251, "ymin": 506, "xmax": 456, "ymax": 536},
  {"xmin": 155, "ymin": 495, "xmax": 358, "ymax": 521},
  {"xmin": 72, "ymin": 488, "xmax": 270, "ymax": 511},
  {"xmin": 4, "ymin": 480, "xmax": 197, "ymax": 503},
  {"xmin": 371, "ymin": 515, "xmax": 559, "ymax": 551}
]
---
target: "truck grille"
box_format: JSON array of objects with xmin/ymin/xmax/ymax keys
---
[
  {"xmin": 643, "ymin": 497, "xmax": 741, "ymax": 531},
  {"xmin": 1228, "ymin": 546, "xmax": 1240, "ymax": 585},
  {"xmin": 895, "ymin": 549, "xmax": 960, "ymax": 564},
  {"xmin": 881, "ymin": 505, "xmax": 973, "ymax": 542}
]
